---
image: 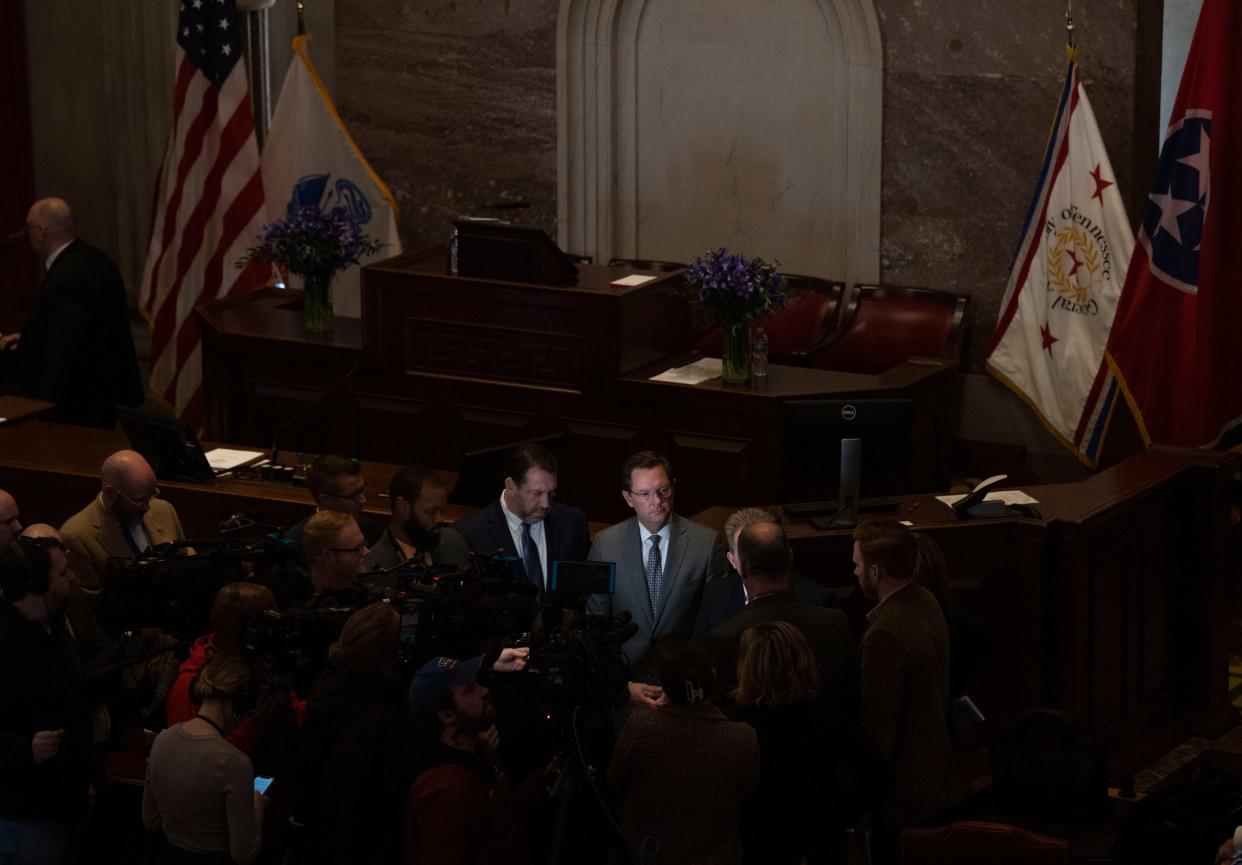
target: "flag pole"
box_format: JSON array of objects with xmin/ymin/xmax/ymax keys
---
[
  {"xmin": 238, "ymin": 0, "xmax": 275, "ymax": 146},
  {"xmin": 1064, "ymin": 0, "xmax": 1077, "ymax": 61},
  {"xmin": 297, "ymin": 1, "xmax": 306, "ymax": 37}
]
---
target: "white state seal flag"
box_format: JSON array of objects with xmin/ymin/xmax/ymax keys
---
[
  {"xmin": 986, "ymin": 59, "xmax": 1134, "ymax": 466},
  {"xmin": 261, "ymin": 34, "xmax": 401, "ymax": 318}
]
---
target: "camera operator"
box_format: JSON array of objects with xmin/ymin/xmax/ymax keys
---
[
  {"xmin": 367, "ymin": 465, "xmax": 471, "ymax": 580},
  {"xmin": 143, "ymin": 651, "xmax": 269, "ymax": 864},
  {"xmin": 296, "ymin": 511, "xmax": 373, "ymax": 608},
  {"xmin": 166, "ymin": 582, "xmax": 303, "ymax": 773},
  {"xmin": 295, "ymin": 602, "xmax": 414, "ymax": 864},
  {"xmin": 405, "ymin": 648, "xmax": 545, "ymax": 865},
  {"xmin": 0, "ymin": 536, "xmax": 93, "ymax": 864}
]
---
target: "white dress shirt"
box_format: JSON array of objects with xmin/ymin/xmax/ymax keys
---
[
  {"xmin": 500, "ymin": 489, "xmax": 547, "ymax": 587},
  {"xmin": 638, "ymin": 522, "xmax": 671, "ymax": 576}
]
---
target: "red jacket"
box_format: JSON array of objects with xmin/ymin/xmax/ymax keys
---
[{"xmin": 166, "ymin": 634, "xmax": 306, "ymax": 758}]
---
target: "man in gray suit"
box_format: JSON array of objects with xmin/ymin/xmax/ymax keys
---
[{"xmin": 588, "ymin": 451, "xmax": 727, "ymax": 708}]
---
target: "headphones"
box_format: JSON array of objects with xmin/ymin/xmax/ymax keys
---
[{"xmin": 1, "ymin": 537, "xmax": 56, "ymax": 601}]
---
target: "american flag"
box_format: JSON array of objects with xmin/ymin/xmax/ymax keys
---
[{"xmin": 140, "ymin": 0, "xmax": 268, "ymax": 426}]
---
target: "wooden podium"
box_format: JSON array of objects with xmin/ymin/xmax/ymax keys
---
[{"xmin": 198, "ymin": 249, "xmax": 959, "ymax": 520}]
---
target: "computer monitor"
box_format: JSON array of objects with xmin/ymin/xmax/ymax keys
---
[
  {"xmin": 454, "ymin": 219, "xmax": 579, "ymax": 284},
  {"xmin": 780, "ymin": 397, "xmax": 914, "ymax": 502},
  {"xmin": 118, "ymin": 407, "xmax": 215, "ymax": 481}
]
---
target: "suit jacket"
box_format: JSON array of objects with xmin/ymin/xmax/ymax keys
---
[
  {"xmin": 608, "ymin": 703, "xmax": 759, "ymax": 865},
  {"xmin": 860, "ymin": 583, "xmax": 958, "ymax": 831},
  {"xmin": 16, "ymin": 239, "xmax": 143, "ymax": 428},
  {"xmin": 695, "ymin": 568, "xmax": 834, "ymax": 636},
  {"xmin": 454, "ymin": 498, "xmax": 590, "ymax": 601},
  {"xmin": 703, "ymin": 591, "xmax": 857, "ymax": 717},
  {"xmin": 588, "ymin": 514, "xmax": 726, "ymax": 671},
  {"xmin": 365, "ymin": 525, "xmax": 472, "ymax": 578},
  {"xmin": 60, "ymin": 495, "xmax": 186, "ymax": 601}
]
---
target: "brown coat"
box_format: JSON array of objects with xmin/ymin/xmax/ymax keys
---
[
  {"xmin": 60, "ymin": 495, "xmax": 186, "ymax": 599},
  {"xmin": 860, "ymin": 582, "xmax": 958, "ymax": 831},
  {"xmin": 609, "ymin": 703, "xmax": 759, "ymax": 865}
]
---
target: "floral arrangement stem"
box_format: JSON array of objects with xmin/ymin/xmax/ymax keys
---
[
  {"xmin": 721, "ymin": 321, "xmax": 752, "ymax": 386},
  {"xmin": 302, "ymin": 271, "xmax": 334, "ymax": 333}
]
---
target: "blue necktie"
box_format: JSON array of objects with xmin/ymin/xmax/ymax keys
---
[
  {"xmin": 521, "ymin": 522, "xmax": 543, "ymax": 597},
  {"xmin": 645, "ymin": 533, "xmax": 662, "ymax": 614}
]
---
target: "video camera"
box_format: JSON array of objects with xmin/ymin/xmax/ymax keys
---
[
  {"xmin": 524, "ymin": 561, "xmax": 635, "ymax": 724},
  {"xmin": 101, "ymin": 535, "xmax": 301, "ymax": 639}
]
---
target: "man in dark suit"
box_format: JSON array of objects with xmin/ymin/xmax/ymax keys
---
[
  {"xmin": 4, "ymin": 198, "xmax": 142, "ymax": 428},
  {"xmin": 588, "ymin": 450, "xmax": 727, "ymax": 707},
  {"xmin": 703, "ymin": 520, "xmax": 855, "ymax": 715},
  {"xmin": 455, "ymin": 442, "xmax": 590, "ymax": 604},
  {"xmin": 854, "ymin": 519, "xmax": 957, "ymax": 862}
]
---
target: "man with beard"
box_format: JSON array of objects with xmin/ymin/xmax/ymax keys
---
[
  {"xmin": 405, "ymin": 654, "xmax": 547, "ymax": 865},
  {"xmin": 367, "ymin": 465, "xmax": 471, "ymax": 584},
  {"xmin": 455, "ymin": 442, "xmax": 590, "ymax": 606}
]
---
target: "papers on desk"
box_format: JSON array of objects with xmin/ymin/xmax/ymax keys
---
[
  {"xmin": 935, "ymin": 489, "xmax": 1040, "ymax": 508},
  {"xmin": 649, "ymin": 357, "xmax": 722, "ymax": 385},
  {"xmin": 204, "ymin": 447, "xmax": 266, "ymax": 472},
  {"xmin": 610, "ymin": 274, "xmax": 659, "ymax": 287}
]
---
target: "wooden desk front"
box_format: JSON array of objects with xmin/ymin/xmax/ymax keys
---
[
  {"xmin": 696, "ymin": 447, "xmax": 1240, "ymax": 778},
  {"xmin": 198, "ymin": 250, "xmax": 959, "ymax": 521}
]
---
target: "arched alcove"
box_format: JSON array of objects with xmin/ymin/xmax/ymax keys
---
[{"xmin": 557, "ymin": 0, "xmax": 882, "ymax": 285}]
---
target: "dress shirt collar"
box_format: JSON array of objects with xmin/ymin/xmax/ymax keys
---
[
  {"xmin": 638, "ymin": 521, "xmax": 671, "ymax": 547},
  {"xmin": 45, "ymin": 239, "xmax": 73, "ymax": 271}
]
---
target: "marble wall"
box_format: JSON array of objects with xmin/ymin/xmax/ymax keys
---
[
  {"xmin": 333, "ymin": 0, "xmax": 1150, "ymax": 473},
  {"xmin": 336, "ymin": 0, "xmax": 1144, "ymax": 370}
]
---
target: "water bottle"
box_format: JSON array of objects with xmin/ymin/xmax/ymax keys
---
[
  {"xmin": 449, "ymin": 227, "xmax": 460, "ymax": 275},
  {"xmin": 752, "ymin": 326, "xmax": 769, "ymax": 385}
]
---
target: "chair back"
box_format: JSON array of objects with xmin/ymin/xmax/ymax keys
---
[
  {"xmin": 811, "ymin": 283, "xmax": 968, "ymax": 373},
  {"xmin": 693, "ymin": 275, "xmax": 844, "ymax": 364},
  {"xmin": 900, "ymin": 820, "xmax": 1070, "ymax": 865}
]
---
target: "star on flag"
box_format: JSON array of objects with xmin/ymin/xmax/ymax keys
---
[
  {"xmin": 1040, "ymin": 321, "xmax": 1058, "ymax": 356},
  {"xmin": 1089, "ymin": 164, "xmax": 1113, "ymax": 203}
]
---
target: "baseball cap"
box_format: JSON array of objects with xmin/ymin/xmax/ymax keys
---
[{"xmin": 408, "ymin": 654, "xmax": 485, "ymax": 717}]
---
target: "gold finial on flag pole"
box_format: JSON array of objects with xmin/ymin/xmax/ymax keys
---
[
  {"xmin": 1065, "ymin": 0, "xmax": 1077, "ymax": 60},
  {"xmin": 296, "ymin": 0, "xmax": 306, "ymax": 36}
]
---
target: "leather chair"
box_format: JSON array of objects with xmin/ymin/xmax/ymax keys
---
[
  {"xmin": 900, "ymin": 821, "xmax": 1070, "ymax": 865},
  {"xmin": 693, "ymin": 274, "xmax": 845, "ymax": 366},
  {"xmin": 808, "ymin": 283, "xmax": 969, "ymax": 374}
]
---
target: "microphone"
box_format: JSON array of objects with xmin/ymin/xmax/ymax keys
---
[
  {"xmin": 265, "ymin": 361, "xmax": 361, "ymax": 479},
  {"xmin": 218, "ymin": 511, "xmax": 283, "ymax": 534}
]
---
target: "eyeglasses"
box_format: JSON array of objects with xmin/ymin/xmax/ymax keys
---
[
  {"xmin": 628, "ymin": 486, "xmax": 674, "ymax": 501},
  {"xmin": 112, "ymin": 487, "xmax": 159, "ymax": 507},
  {"xmin": 326, "ymin": 487, "xmax": 366, "ymax": 503},
  {"xmin": 328, "ymin": 543, "xmax": 368, "ymax": 556}
]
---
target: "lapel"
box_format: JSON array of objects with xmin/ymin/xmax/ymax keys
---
[
  {"xmin": 652, "ymin": 514, "xmax": 687, "ymax": 630},
  {"xmin": 624, "ymin": 518, "xmax": 654, "ymax": 632},
  {"xmin": 90, "ymin": 497, "xmax": 134, "ymax": 559},
  {"xmin": 485, "ymin": 500, "xmax": 519, "ymax": 558},
  {"xmin": 543, "ymin": 506, "xmax": 558, "ymax": 563}
]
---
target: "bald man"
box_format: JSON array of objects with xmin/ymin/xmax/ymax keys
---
[
  {"xmin": 0, "ymin": 490, "xmax": 22, "ymax": 546},
  {"xmin": 5, "ymin": 198, "xmax": 142, "ymax": 428},
  {"xmin": 59, "ymin": 449, "xmax": 186, "ymax": 600}
]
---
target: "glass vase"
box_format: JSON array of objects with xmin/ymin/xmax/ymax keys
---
[
  {"xmin": 302, "ymin": 270, "xmax": 335, "ymax": 333},
  {"xmin": 720, "ymin": 321, "xmax": 752, "ymax": 387}
]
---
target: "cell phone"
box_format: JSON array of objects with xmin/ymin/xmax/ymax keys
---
[{"xmin": 253, "ymin": 776, "xmax": 273, "ymax": 795}]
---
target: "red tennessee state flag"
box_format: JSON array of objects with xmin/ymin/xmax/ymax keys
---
[{"xmin": 1106, "ymin": 0, "xmax": 1242, "ymax": 448}]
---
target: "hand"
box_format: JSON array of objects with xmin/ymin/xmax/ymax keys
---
[
  {"xmin": 478, "ymin": 724, "xmax": 501, "ymax": 756},
  {"xmin": 492, "ymin": 646, "xmax": 529, "ymax": 673},
  {"xmin": 0, "ymin": 333, "xmax": 19, "ymax": 352},
  {"xmin": 31, "ymin": 729, "xmax": 63, "ymax": 763},
  {"xmin": 1216, "ymin": 838, "xmax": 1237, "ymax": 865},
  {"xmin": 627, "ymin": 681, "xmax": 667, "ymax": 709}
]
